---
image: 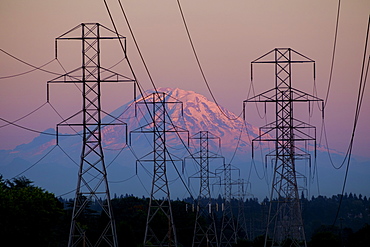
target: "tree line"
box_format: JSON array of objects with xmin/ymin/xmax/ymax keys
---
[{"xmin": 1, "ymin": 175, "xmax": 369, "ymax": 246}]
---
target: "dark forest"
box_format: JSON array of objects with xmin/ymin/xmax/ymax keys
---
[{"xmin": 1, "ymin": 176, "xmax": 369, "ymax": 246}]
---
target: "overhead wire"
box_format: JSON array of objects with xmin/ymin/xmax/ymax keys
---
[
  {"xmin": 175, "ymin": 0, "xmax": 242, "ymax": 121},
  {"xmin": 313, "ymin": 0, "xmax": 349, "ymax": 171},
  {"xmin": 1, "ymin": 3, "xmax": 182, "ymax": 201},
  {"xmin": 0, "ymin": 49, "xmax": 62, "ymax": 76},
  {"xmin": 0, "ymin": 116, "xmax": 77, "ymax": 137},
  {"xmin": 10, "ymin": 145, "xmax": 58, "ymax": 179},
  {"xmin": 0, "ymin": 100, "xmax": 86, "ymax": 138},
  {"xmin": 113, "ymin": 0, "xmax": 157, "ymax": 94},
  {"xmin": 0, "ymin": 102, "xmax": 48, "ymax": 128},
  {"xmin": 243, "ymin": 80, "xmax": 268, "ymax": 183},
  {"xmin": 0, "ymin": 58, "xmax": 57, "ymax": 80},
  {"xmin": 114, "ymin": 0, "xmax": 195, "ymax": 157},
  {"xmin": 332, "ymin": 15, "xmax": 370, "ymax": 226},
  {"xmin": 55, "ymin": 144, "xmax": 140, "ymax": 198},
  {"xmin": 324, "ymin": 0, "xmax": 341, "ymax": 107},
  {"xmin": 57, "ymin": 144, "xmax": 79, "ymax": 166},
  {"xmin": 107, "ymin": 0, "xmax": 200, "ymax": 199},
  {"xmin": 315, "ymin": 0, "xmax": 358, "ymax": 172},
  {"xmin": 114, "ymin": 0, "xmax": 196, "ymax": 172},
  {"xmin": 114, "ymin": 13, "xmax": 203, "ymax": 175},
  {"xmin": 109, "ymin": 174, "xmax": 136, "ymax": 184}
]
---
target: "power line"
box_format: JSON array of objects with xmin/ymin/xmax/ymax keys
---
[
  {"xmin": 0, "ymin": 110, "xmax": 81, "ymax": 138},
  {"xmin": 0, "ymin": 102, "xmax": 48, "ymax": 128},
  {"xmin": 106, "ymin": 0, "xmax": 202, "ymax": 199},
  {"xmin": 0, "ymin": 116, "xmax": 70, "ymax": 136},
  {"xmin": 0, "ymin": 49, "xmax": 62, "ymax": 76},
  {"xmin": 0, "ymin": 99, "xmax": 128, "ymax": 139},
  {"xmin": 105, "ymin": 1, "xmax": 246, "ymax": 208},
  {"xmin": 116, "ymin": 0, "xmax": 158, "ymax": 94},
  {"xmin": 324, "ymin": 0, "xmax": 341, "ymax": 107},
  {"xmin": 321, "ymin": 119, "xmax": 349, "ymax": 170},
  {"xmin": 109, "ymin": 174, "xmax": 136, "ymax": 184},
  {"xmin": 10, "ymin": 145, "xmax": 58, "ymax": 179},
  {"xmin": 176, "ymin": 0, "xmax": 241, "ymax": 121},
  {"xmin": 57, "ymin": 144, "xmax": 79, "ymax": 166},
  {"xmin": 332, "ymin": 15, "xmax": 370, "ymax": 226},
  {"xmin": 0, "ymin": 58, "xmax": 57, "ymax": 79}
]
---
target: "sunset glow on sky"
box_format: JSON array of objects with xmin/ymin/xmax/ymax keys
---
[{"xmin": 0, "ymin": 0, "xmax": 369, "ymax": 159}]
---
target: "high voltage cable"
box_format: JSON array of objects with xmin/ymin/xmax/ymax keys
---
[
  {"xmin": 4, "ymin": 2, "xmax": 197, "ymax": 202},
  {"xmin": 0, "ymin": 58, "xmax": 57, "ymax": 79},
  {"xmin": 105, "ymin": 0, "xmax": 204, "ymax": 187},
  {"xmin": 0, "ymin": 116, "xmax": 77, "ymax": 137},
  {"xmin": 176, "ymin": 0, "xmax": 242, "ymax": 121},
  {"xmin": 321, "ymin": 119, "xmax": 349, "ymax": 170},
  {"xmin": 106, "ymin": 0, "xmax": 197, "ymax": 168},
  {"xmin": 10, "ymin": 145, "xmax": 58, "ymax": 179},
  {"xmin": 56, "ymin": 145, "xmax": 151, "ymax": 198},
  {"xmin": 0, "ymin": 47, "xmax": 125, "ymax": 80},
  {"xmin": 116, "ymin": 0, "xmax": 158, "ymax": 94},
  {"xmin": 109, "ymin": 174, "xmax": 136, "ymax": 184},
  {"xmin": 324, "ymin": 0, "xmax": 341, "ymax": 107},
  {"xmin": 332, "ymin": 15, "xmax": 370, "ymax": 227},
  {"xmin": 316, "ymin": 0, "xmax": 352, "ymax": 171},
  {"xmin": 0, "ymin": 102, "xmax": 48, "ymax": 128},
  {"xmin": 0, "ymin": 49, "xmax": 62, "ymax": 76},
  {"xmin": 0, "ymin": 99, "xmax": 124, "ymax": 138},
  {"xmin": 0, "ymin": 101, "xmax": 86, "ymax": 137},
  {"xmin": 58, "ymin": 144, "xmax": 79, "ymax": 166}
]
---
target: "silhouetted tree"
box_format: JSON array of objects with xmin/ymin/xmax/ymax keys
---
[{"xmin": 0, "ymin": 175, "xmax": 65, "ymax": 246}]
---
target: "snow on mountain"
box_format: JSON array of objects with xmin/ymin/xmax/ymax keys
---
[
  {"xmin": 0, "ymin": 87, "xmax": 260, "ymax": 195},
  {"xmin": 1, "ymin": 87, "xmax": 368, "ymax": 200},
  {"xmin": 160, "ymin": 87, "xmax": 258, "ymax": 151},
  {"xmin": 75, "ymin": 87, "xmax": 260, "ymax": 161}
]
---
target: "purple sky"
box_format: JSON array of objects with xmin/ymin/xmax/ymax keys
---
[{"xmin": 0, "ymin": 0, "xmax": 369, "ymax": 160}]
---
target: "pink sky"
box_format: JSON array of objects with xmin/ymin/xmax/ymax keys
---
[{"xmin": 0, "ymin": 0, "xmax": 369, "ymax": 160}]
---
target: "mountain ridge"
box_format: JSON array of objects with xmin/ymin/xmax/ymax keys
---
[{"xmin": 0, "ymin": 87, "xmax": 369, "ymax": 200}]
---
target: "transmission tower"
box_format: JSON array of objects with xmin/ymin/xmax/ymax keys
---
[
  {"xmin": 243, "ymin": 48, "xmax": 323, "ymax": 247},
  {"xmin": 235, "ymin": 178, "xmax": 250, "ymax": 242},
  {"xmin": 131, "ymin": 92, "xmax": 188, "ymax": 247},
  {"xmin": 48, "ymin": 23, "xmax": 135, "ymax": 247},
  {"xmin": 186, "ymin": 131, "xmax": 222, "ymax": 247},
  {"xmin": 216, "ymin": 163, "xmax": 239, "ymax": 247}
]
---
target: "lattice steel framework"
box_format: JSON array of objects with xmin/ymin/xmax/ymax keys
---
[
  {"xmin": 131, "ymin": 92, "xmax": 188, "ymax": 247},
  {"xmin": 186, "ymin": 131, "xmax": 222, "ymax": 247},
  {"xmin": 217, "ymin": 164, "xmax": 239, "ymax": 247},
  {"xmin": 48, "ymin": 23, "xmax": 135, "ymax": 247},
  {"xmin": 243, "ymin": 48, "xmax": 323, "ymax": 247},
  {"xmin": 235, "ymin": 178, "xmax": 250, "ymax": 241}
]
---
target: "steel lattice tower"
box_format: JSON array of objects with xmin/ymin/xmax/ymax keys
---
[
  {"xmin": 48, "ymin": 23, "xmax": 135, "ymax": 247},
  {"xmin": 235, "ymin": 178, "xmax": 250, "ymax": 241},
  {"xmin": 131, "ymin": 92, "xmax": 188, "ymax": 247},
  {"xmin": 243, "ymin": 48, "xmax": 323, "ymax": 247},
  {"xmin": 186, "ymin": 131, "xmax": 222, "ymax": 247},
  {"xmin": 217, "ymin": 164, "xmax": 238, "ymax": 247}
]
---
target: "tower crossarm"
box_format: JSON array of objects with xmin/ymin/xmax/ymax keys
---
[{"xmin": 244, "ymin": 87, "xmax": 323, "ymax": 103}]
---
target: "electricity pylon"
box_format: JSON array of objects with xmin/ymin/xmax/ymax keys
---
[
  {"xmin": 216, "ymin": 164, "xmax": 239, "ymax": 247},
  {"xmin": 235, "ymin": 178, "xmax": 250, "ymax": 241},
  {"xmin": 243, "ymin": 48, "xmax": 323, "ymax": 247},
  {"xmin": 131, "ymin": 92, "xmax": 188, "ymax": 247},
  {"xmin": 186, "ymin": 131, "xmax": 222, "ymax": 247},
  {"xmin": 48, "ymin": 23, "xmax": 135, "ymax": 247}
]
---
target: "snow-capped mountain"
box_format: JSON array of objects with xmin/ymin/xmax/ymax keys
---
[
  {"xmin": 0, "ymin": 87, "xmax": 368, "ymax": 200},
  {"xmin": 0, "ymin": 87, "xmax": 259, "ymax": 196},
  {"xmin": 101, "ymin": 87, "xmax": 259, "ymax": 154}
]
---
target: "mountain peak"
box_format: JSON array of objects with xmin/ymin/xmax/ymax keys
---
[{"xmin": 131, "ymin": 87, "xmax": 255, "ymax": 153}]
